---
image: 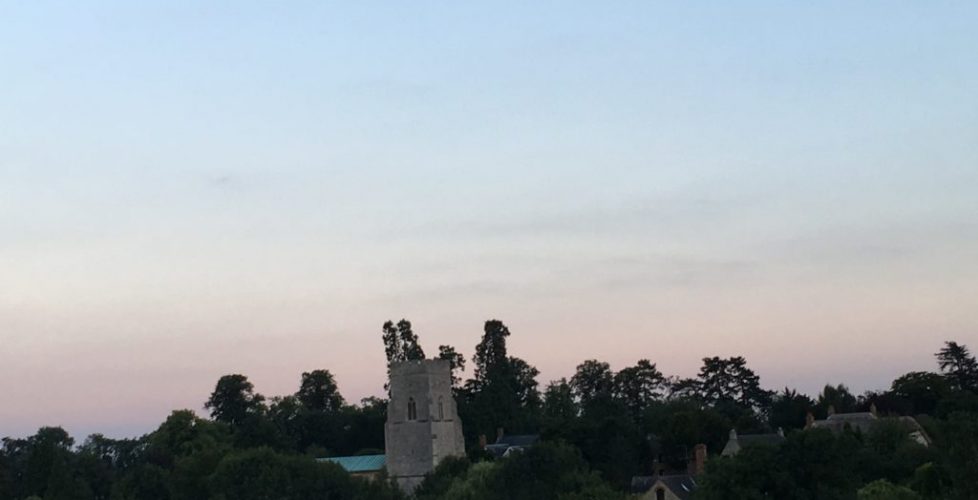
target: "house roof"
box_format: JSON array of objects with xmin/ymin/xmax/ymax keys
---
[
  {"xmin": 809, "ymin": 413, "xmax": 932, "ymax": 445},
  {"xmin": 737, "ymin": 433, "xmax": 785, "ymax": 447},
  {"xmin": 495, "ymin": 434, "xmax": 540, "ymax": 447},
  {"xmin": 486, "ymin": 434, "xmax": 540, "ymax": 458},
  {"xmin": 631, "ymin": 474, "xmax": 697, "ymax": 500},
  {"xmin": 722, "ymin": 429, "xmax": 785, "ymax": 456},
  {"xmin": 317, "ymin": 454, "xmax": 386, "ymax": 473},
  {"xmin": 811, "ymin": 412, "xmax": 878, "ymax": 433}
]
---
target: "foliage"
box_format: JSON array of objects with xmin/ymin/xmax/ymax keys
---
[
  {"xmin": 890, "ymin": 372, "xmax": 951, "ymax": 416},
  {"xmin": 936, "ymin": 341, "xmax": 978, "ymax": 392},
  {"xmin": 297, "ymin": 369, "xmax": 345, "ymax": 413},
  {"xmin": 695, "ymin": 357, "xmax": 773, "ymax": 420},
  {"xmin": 416, "ymin": 442, "xmax": 623, "ymax": 500},
  {"xmin": 459, "ymin": 320, "xmax": 542, "ymax": 439},
  {"xmin": 5, "ymin": 335, "xmax": 978, "ymax": 500},
  {"xmin": 437, "ymin": 345, "xmax": 466, "ymax": 387},
  {"xmin": 570, "ymin": 360, "xmax": 615, "ymax": 407},
  {"xmin": 204, "ymin": 374, "xmax": 266, "ymax": 426},
  {"xmin": 857, "ymin": 479, "xmax": 921, "ymax": 500},
  {"xmin": 613, "ymin": 359, "xmax": 667, "ymax": 417},
  {"xmin": 768, "ymin": 387, "xmax": 815, "ymax": 430},
  {"xmin": 817, "ymin": 383, "xmax": 858, "ymax": 416},
  {"xmin": 381, "ymin": 319, "xmax": 425, "ymax": 391}
]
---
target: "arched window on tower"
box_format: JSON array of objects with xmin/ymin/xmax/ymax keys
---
[
  {"xmin": 437, "ymin": 396, "xmax": 445, "ymax": 420},
  {"xmin": 407, "ymin": 397, "xmax": 417, "ymax": 421},
  {"xmin": 655, "ymin": 488, "xmax": 665, "ymax": 500}
]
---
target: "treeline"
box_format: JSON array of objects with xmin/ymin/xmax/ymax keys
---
[{"xmin": 2, "ymin": 319, "xmax": 978, "ymax": 499}]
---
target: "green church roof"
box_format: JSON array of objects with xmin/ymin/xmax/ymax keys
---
[{"xmin": 318, "ymin": 454, "xmax": 386, "ymax": 473}]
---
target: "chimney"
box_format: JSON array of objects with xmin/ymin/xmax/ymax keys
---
[
  {"xmin": 478, "ymin": 434, "xmax": 487, "ymax": 450},
  {"xmin": 777, "ymin": 427, "xmax": 785, "ymax": 437},
  {"xmin": 827, "ymin": 405, "xmax": 836, "ymax": 417},
  {"xmin": 805, "ymin": 412, "xmax": 815, "ymax": 429},
  {"xmin": 496, "ymin": 427, "xmax": 504, "ymax": 443},
  {"xmin": 693, "ymin": 443, "xmax": 707, "ymax": 476},
  {"xmin": 728, "ymin": 428, "xmax": 738, "ymax": 441},
  {"xmin": 870, "ymin": 403, "xmax": 878, "ymax": 417}
]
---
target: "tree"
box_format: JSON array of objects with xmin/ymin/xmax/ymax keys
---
[
  {"xmin": 382, "ymin": 319, "xmax": 426, "ymax": 391},
  {"xmin": 769, "ymin": 388, "xmax": 814, "ymax": 430},
  {"xmin": 487, "ymin": 442, "xmax": 625, "ymax": 500},
  {"xmin": 296, "ymin": 370, "xmax": 345, "ymax": 413},
  {"xmin": 643, "ymin": 400, "xmax": 732, "ymax": 466},
  {"xmin": 205, "ymin": 374, "xmax": 265, "ymax": 426},
  {"xmin": 460, "ymin": 320, "xmax": 540, "ymax": 437},
  {"xmin": 857, "ymin": 479, "xmax": 922, "ymax": 500},
  {"xmin": 142, "ymin": 410, "xmax": 231, "ymax": 499},
  {"xmin": 666, "ymin": 376, "xmax": 702, "ymax": 401},
  {"xmin": 696, "ymin": 356, "xmax": 772, "ymax": 416},
  {"xmin": 470, "ymin": 320, "xmax": 510, "ymax": 389},
  {"xmin": 438, "ymin": 345, "xmax": 466, "ymax": 387},
  {"xmin": 417, "ymin": 443, "xmax": 623, "ymax": 500},
  {"xmin": 570, "ymin": 360, "xmax": 614, "ymax": 407},
  {"xmin": 817, "ymin": 384, "xmax": 858, "ymax": 416},
  {"xmin": 382, "ymin": 319, "xmax": 425, "ymax": 365},
  {"xmin": 207, "ymin": 447, "xmax": 387, "ymax": 500},
  {"xmin": 890, "ymin": 372, "xmax": 951, "ymax": 416},
  {"xmin": 542, "ymin": 379, "xmax": 577, "ymax": 421},
  {"xmin": 17, "ymin": 427, "xmax": 76, "ymax": 499},
  {"xmin": 509, "ymin": 357, "xmax": 541, "ymax": 409},
  {"xmin": 613, "ymin": 359, "xmax": 666, "ymax": 416},
  {"xmin": 696, "ymin": 444, "xmax": 792, "ymax": 499},
  {"xmin": 936, "ymin": 341, "xmax": 978, "ymax": 392},
  {"xmin": 941, "ymin": 411, "xmax": 978, "ymax": 495}
]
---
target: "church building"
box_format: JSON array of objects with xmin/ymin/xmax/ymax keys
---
[{"xmin": 319, "ymin": 359, "xmax": 466, "ymax": 493}]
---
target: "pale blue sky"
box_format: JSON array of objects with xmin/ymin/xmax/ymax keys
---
[{"xmin": 2, "ymin": 2, "xmax": 977, "ymax": 438}]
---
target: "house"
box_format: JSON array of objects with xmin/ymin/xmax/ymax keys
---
[
  {"xmin": 805, "ymin": 404, "xmax": 932, "ymax": 446},
  {"xmin": 317, "ymin": 454, "xmax": 386, "ymax": 480},
  {"xmin": 482, "ymin": 431, "xmax": 540, "ymax": 458},
  {"xmin": 721, "ymin": 428, "xmax": 785, "ymax": 457},
  {"xmin": 631, "ymin": 443, "xmax": 706, "ymax": 500},
  {"xmin": 631, "ymin": 474, "xmax": 697, "ymax": 500}
]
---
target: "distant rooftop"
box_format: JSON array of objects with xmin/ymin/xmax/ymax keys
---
[
  {"xmin": 485, "ymin": 434, "xmax": 540, "ymax": 458},
  {"xmin": 317, "ymin": 454, "xmax": 386, "ymax": 473},
  {"xmin": 632, "ymin": 473, "xmax": 697, "ymax": 500}
]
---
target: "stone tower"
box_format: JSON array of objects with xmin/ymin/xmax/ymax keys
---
[{"xmin": 385, "ymin": 359, "xmax": 465, "ymax": 492}]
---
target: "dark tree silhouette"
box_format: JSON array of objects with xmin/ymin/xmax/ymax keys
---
[
  {"xmin": 890, "ymin": 371, "xmax": 951, "ymax": 415},
  {"xmin": 205, "ymin": 374, "xmax": 266, "ymax": 426},
  {"xmin": 936, "ymin": 341, "xmax": 978, "ymax": 392},
  {"xmin": 614, "ymin": 359, "xmax": 667, "ymax": 415},
  {"xmin": 570, "ymin": 360, "xmax": 615, "ymax": 407},
  {"xmin": 461, "ymin": 320, "xmax": 541, "ymax": 437},
  {"xmin": 382, "ymin": 319, "xmax": 425, "ymax": 365},
  {"xmin": 769, "ymin": 387, "xmax": 815, "ymax": 430},
  {"xmin": 817, "ymin": 384, "xmax": 858, "ymax": 416},
  {"xmin": 437, "ymin": 345, "xmax": 466, "ymax": 387},
  {"xmin": 296, "ymin": 369, "xmax": 345, "ymax": 413},
  {"xmin": 696, "ymin": 356, "xmax": 772, "ymax": 414}
]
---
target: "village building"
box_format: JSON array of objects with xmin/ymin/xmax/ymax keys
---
[
  {"xmin": 317, "ymin": 454, "xmax": 386, "ymax": 480},
  {"xmin": 631, "ymin": 443, "xmax": 706, "ymax": 500},
  {"xmin": 319, "ymin": 358, "xmax": 466, "ymax": 493},
  {"xmin": 721, "ymin": 428, "xmax": 786, "ymax": 457},
  {"xmin": 481, "ymin": 430, "xmax": 540, "ymax": 459},
  {"xmin": 805, "ymin": 404, "xmax": 932, "ymax": 446}
]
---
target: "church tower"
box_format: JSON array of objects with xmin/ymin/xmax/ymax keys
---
[{"xmin": 385, "ymin": 359, "xmax": 465, "ymax": 492}]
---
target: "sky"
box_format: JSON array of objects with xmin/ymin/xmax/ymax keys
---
[{"xmin": 1, "ymin": 1, "xmax": 977, "ymax": 439}]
